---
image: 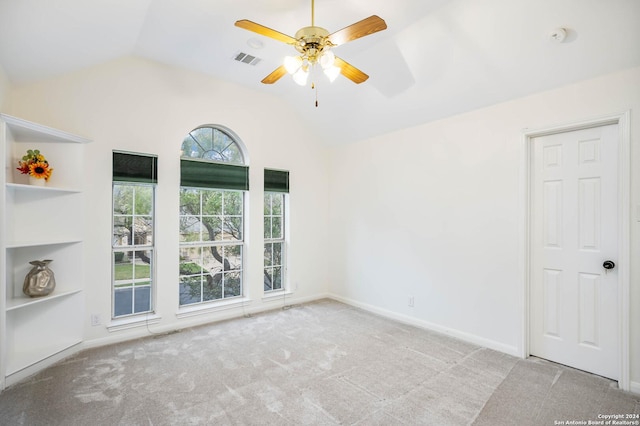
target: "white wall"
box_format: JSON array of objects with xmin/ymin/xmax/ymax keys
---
[
  {"xmin": 0, "ymin": 64, "xmax": 10, "ymax": 111},
  {"xmin": 8, "ymin": 56, "xmax": 330, "ymax": 344},
  {"xmin": 328, "ymin": 67, "xmax": 640, "ymax": 387}
]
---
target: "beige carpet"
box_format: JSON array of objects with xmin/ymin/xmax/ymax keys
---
[{"xmin": 1, "ymin": 299, "xmax": 638, "ymax": 425}]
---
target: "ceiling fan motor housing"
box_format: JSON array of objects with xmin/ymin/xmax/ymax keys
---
[{"xmin": 294, "ymin": 26, "xmax": 333, "ymax": 61}]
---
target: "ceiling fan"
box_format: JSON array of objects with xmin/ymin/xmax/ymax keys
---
[{"xmin": 235, "ymin": 0, "xmax": 387, "ymax": 86}]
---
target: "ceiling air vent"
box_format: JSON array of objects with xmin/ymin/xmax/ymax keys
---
[{"xmin": 234, "ymin": 52, "xmax": 261, "ymax": 66}]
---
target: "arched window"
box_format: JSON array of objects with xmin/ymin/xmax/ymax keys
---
[
  {"xmin": 178, "ymin": 125, "xmax": 248, "ymax": 306},
  {"xmin": 180, "ymin": 125, "xmax": 247, "ymax": 165}
]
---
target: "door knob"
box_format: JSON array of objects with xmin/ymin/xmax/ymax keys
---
[{"xmin": 603, "ymin": 260, "xmax": 615, "ymax": 270}]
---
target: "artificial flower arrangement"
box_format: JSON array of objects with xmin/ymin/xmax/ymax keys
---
[{"xmin": 16, "ymin": 149, "xmax": 54, "ymax": 181}]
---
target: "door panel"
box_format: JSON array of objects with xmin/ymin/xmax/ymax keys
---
[
  {"xmin": 530, "ymin": 124, "xmax": 618, "ymax": 380},
  {"xmin": 543, "ymin": 268, "xmax": 561, "ymax": 338},
  {"xmin": 578, "ymin": 272, "xmax": 599, "ymax": 347}
]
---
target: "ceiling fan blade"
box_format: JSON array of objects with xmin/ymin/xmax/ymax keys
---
[
  {"xmin": 334, "ymin": 57, "xmax": 369, "ymax": 84},
  {"xmin": 328, "ymin": 15, "xmax": 387, "ymax": 46},
  {"xmin": 235, "ymin": 20, "xmax": 297, "ymax": 45},
  {"xmin": 261, "ymin": 65, "xmax": 288, "ymax": 84}
]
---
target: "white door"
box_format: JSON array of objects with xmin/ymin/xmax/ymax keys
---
[{"xmin": 530, "ymin": 124, "xmax": 619, "ymax": 380}]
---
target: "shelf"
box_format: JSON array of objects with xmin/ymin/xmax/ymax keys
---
[
  {"xmin": 5, "ymin": 239, "xmax": 82, "ymax": 249},
  {"xmin": 6, "ymin": 183, "xmax": 82, "ymax": 194},
  {"xmin": 0, "ymin": 113, "xmax": 91, "ymax": 145},
  {"xmin": 6, "ymin": 289, "xmax": 83, "ymax": 311}
]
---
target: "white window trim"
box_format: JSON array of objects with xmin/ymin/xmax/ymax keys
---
[
  {"xmin": 178, "ymin": 189, "xmax": 246, "ymax": 306},
  {"xmin": 176, "ymin": 296, "xmax": 252, "ymax": 319},
  {"xmin": 264, "ymin": 192, "xmax": 287, "ymax": 293},
  {"xmin": 261, "ymin": 289, "xmax": 293, "ymax": 303},
  {"xmin": 112, "ymin": 183, "xmax": 156, "ymax": 319},
  {"xmin": 107, "ymin": 313, "xmax": 162, "ymax": 332}
]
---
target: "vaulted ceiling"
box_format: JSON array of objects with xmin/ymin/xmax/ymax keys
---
[{"xmin": 1, "ymin": 0, "xmax": 639, "ymax": 144}]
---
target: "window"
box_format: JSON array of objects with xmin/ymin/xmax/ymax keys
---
[
  {"xmin": 112, "ymin": 152, "xmax": 157, "ymax": 318},
  {"xmin": 264, "ymin": 169, "xmax": 289, "ymax": 292},
  {"xmin": 264, "ymin": 192, "xmax": 284, "ymax": 291},
  {"xmin": 179, "ymin": 125, "xmax": 249, "ymax": 306},
  {"xmin": 179, "ymin": 189, "xmax": 243, "ymax": 304},
  {"xmin": 181, "ymin": 125, "xmax": 244, "ymax": 165}
]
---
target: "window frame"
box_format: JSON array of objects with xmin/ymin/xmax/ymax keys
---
[
  {"xmin": 178, "ymin": 187, "xmax": 245, "ymax": 306},
  {"xmin": 178, "ymin": 124, "xmax": 249, "ymax": 308},
  {"xmin": 264, "ymin": 191, "xmax": 287, "ymax": 293},
  {"xmin": 111, "ymin": 181, "xmax": 156, "ymax": 319}
]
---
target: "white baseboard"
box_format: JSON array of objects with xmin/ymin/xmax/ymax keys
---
[
  {"xmin": 328, "ymin": 293, "xmax": 520, "ymax": 357},
  {"xmin": 630, "ymin": 381, "xmax": 640, "ymax": 395}
]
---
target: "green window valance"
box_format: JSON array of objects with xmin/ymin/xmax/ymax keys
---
[
  {"xmin": 264, "ymin": 169, "xmax": 289, "ymax": 193},
  {"xmin": 181, "ymin": 159, "xmax": 249, "ymax": 191},
  {"xmin": 113, "ymin": 151, "xmax": 158, "ymax": 184}
]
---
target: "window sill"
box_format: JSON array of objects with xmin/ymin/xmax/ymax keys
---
[
  {"xmin": 262, "ymin": 290, "xmax": 294, "ymax": 303},
  {"xmin": 107, "ymin": 313, "xmax": 162, "ymax": 332},
  {"xmin": 176, "ymin": 297, "xmax": 252, "ymax": 319}
]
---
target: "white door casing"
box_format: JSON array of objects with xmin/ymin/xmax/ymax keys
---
[{"xmin": 529, "ymin": 123, "xmax": 619, "ymax": 380}]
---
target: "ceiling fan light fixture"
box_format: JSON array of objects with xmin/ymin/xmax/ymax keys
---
[
  {"xmin": 292, "ymin": 68, "xmax": 309, "ymax": 86},
  {"xmin": 284, "ymin": 55, "xmax": 302, "ymax": 74},
  {"xmin": 323, "ymin": 65, "xmax": 340, "ymax": 82},
  {"xmin": 319, "ymin": 50, "xmax": 335, "ymax": 69}
]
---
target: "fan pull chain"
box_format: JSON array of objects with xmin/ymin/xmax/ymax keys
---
[{"xmin": 312, "ymin": 81, "xmax": 318, "ymax": 107}]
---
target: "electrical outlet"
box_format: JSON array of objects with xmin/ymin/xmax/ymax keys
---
[
  {"xmin": 408, "ymin": 296, "xmax": 414, "ymax": 307},
  {"xmin": 91, "ymin": 314, "xmax": 102, "ymax": 326}
]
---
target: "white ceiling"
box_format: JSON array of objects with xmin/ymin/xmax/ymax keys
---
[{"xmin": 1, "ymin": 0, "xmax": 639, "ymax": 144}]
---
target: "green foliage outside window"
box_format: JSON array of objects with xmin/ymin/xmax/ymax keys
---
[{"xmin": 179, "ymin": 188, "xmax": 243, "ymax": 305}]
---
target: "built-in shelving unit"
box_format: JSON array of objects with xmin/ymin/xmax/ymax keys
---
[{"xmin": 0, "ymin": 113, "xmax": 91, "ymax": 390}]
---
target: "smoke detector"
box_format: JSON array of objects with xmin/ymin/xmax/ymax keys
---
[{"xmin": 548, "ymin": 28, "xmax": 567, "ymax": 43}]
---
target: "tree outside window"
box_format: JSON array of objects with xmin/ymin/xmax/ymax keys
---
[{"xmin": 179, "ymin": 188, "xmax": 243, "ymax": 305}]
